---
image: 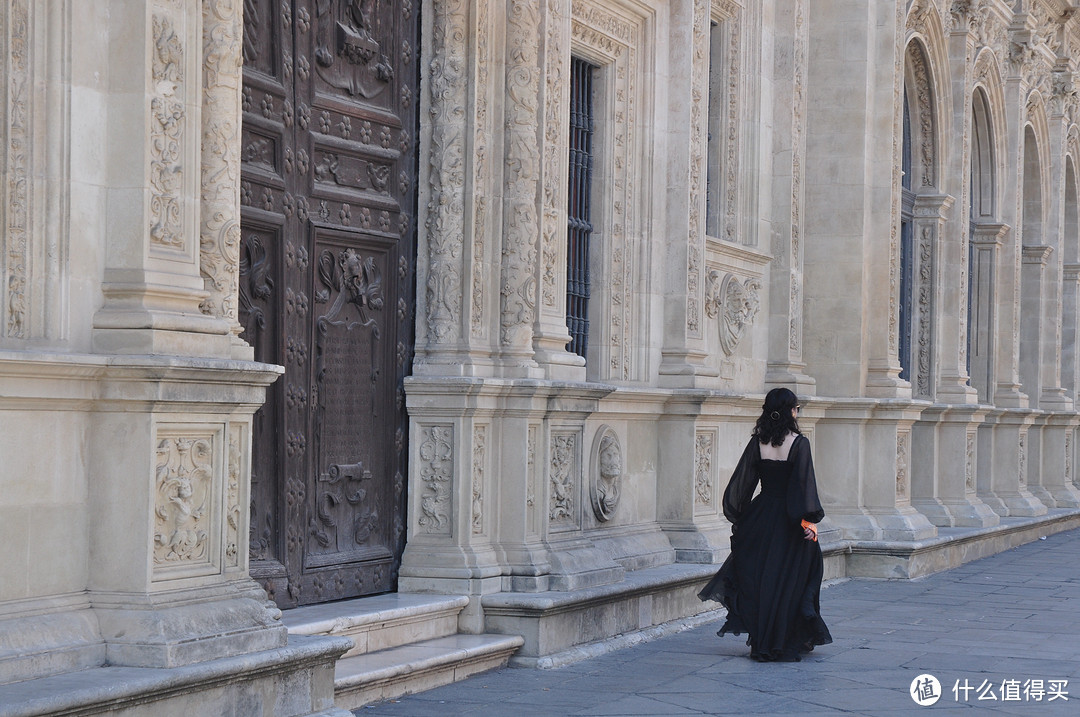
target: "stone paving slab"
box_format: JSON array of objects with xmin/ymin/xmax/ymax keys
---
[{"xmin": 356, "ymin": 529, "xmax": 1080, "ymax": 716}]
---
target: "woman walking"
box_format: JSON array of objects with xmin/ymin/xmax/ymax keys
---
[{"xmin": 699, "ymin": 387, "xmax": 832, "ymax": 661}]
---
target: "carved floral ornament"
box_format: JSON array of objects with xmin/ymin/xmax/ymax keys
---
[
  {"xmin": 590, "ymin": 427, "xmax": 623, "ymax": 522},
  {"xmin": 704, "ymin": 270, "xmax": 762, "ymax": 356}
]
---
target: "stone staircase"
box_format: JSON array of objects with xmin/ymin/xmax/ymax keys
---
[{"xmin": 280, "ymin": 594, "xmax": 524, "ymax": 710}]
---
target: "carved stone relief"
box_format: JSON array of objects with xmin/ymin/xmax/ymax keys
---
[
  {"xmin": 896, "ymin": 431, "xmax": 909, "ymax": 499},
  {"xmin": 471, "ymin": 0, "xmax": 490, "ymax": 339},
  {"xmin": 589, "ymin": 427, "xmax": 622, "ymax": 522},
  {"xmin": 916, "ymin": 226, "xmax": 934, "ymax": 398},
  {"xmin": 150, "ymin": 13, "xmax": 187, "ymax": 253},
  {"xmin": 685, "ymin": 0, "xmax": 711, "ymax": 336},
  {"xmin": 201, "ymin": 0, "xmax": 244, "ymax": 329},
  {"xmin": 549, "ymin": 432, "xmax": 579, "ymax": 529},
  {"xmin": 418, "ymin": 425, "xmax": 453, "ymax": 534},
  {"xmin": 789, "ymin": 0, "xmax": 806, "ymax": 355},
  {"xmin": 694, "ymin": 431, "xmax": 714, "ymax": 510},
  {"xmin": 1019, "ymin": 431, "xmax": 1027, "ymax": 487},
  {"xmin": 226, "ymin": 423, "xmax": 244, "ymax": 567},
  {"xmin": 153, "ymin": 430, "xmax": 218, "ymax": 574},
  {"xmin": 4, "ymin": 0, "xmax": 30, "ymax": 338},
  {"xmin": 704, "ymin": 270, "xmax": 762, "ymax": 356},
  {"xmin": 965, "ymin": 431, "xmax": 976, "ymax": 492},
  {"xmin": 1067, "ymin": 432, "xmax": 1073, "ymax": 483},
  {"xmin": 500, "ymin": 0, "xmax": 541, "ymax": 348},
  {"xmin": 423, "ymin": 0, "xmax": 467, "ymax": 346},
  {"xmin": 472, "ymin": 425, "xmax": 486, "ymax": 534}
]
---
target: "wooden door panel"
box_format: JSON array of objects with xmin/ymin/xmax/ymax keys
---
[{"xmin": 242, "ymin": 0, "xmax": 415, "ymax": 607}]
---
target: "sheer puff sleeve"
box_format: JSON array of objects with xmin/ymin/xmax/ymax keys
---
[
  {"xmin": 786, "ymin": 434, "xmax": 825, "ymax": 524},
  {"xmin": 722, "ymin": 437, "xmax": 761, "ymax": 524}
]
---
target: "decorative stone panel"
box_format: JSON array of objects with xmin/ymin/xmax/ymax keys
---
[
  {"xmin": 896, "ymin": 430, "xmax": 910, "ymax": 500},
  {"xmin": 472, "ymin": 424, "xmax": 486, "ymax": 535},
  {"xmin": 704, "ymin": 271, "xmax": 762, "ymax": 356},
  {"xmin": 694, "ymin": 430, "xmax": 716, "ymax": 514},
  {"xmin": 549, "ymin": 430, "xmax": 580, "ymax": 531},
  {"xmin": 152, "ymin": 424, "xmax": 225, "ymax": 581},
  {"xmin": 418, "ymin": 424, "xmax": 454, "ymax": 535}
]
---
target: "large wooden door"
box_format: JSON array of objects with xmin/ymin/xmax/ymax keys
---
[{"xmin": 239, "ymin": 0, "xmax": 417, "ymax": 608}]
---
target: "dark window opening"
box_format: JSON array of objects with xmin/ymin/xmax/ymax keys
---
[
  {"xmin": 899, "ymin": 93, "xmax": 915, "ymax": 382},
  {"xmin": 567, "ymin": 57, "xmax": 596, "ymax": 360}
]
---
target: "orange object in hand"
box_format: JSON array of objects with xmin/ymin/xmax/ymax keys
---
[{"xmin": 801, "ymin": 519, "xmax": 818, "ymax": 542}]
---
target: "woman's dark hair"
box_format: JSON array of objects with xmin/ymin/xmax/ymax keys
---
[{"xmin": 752, "ymin": 387, "xmax": 801, "ymax": 446}]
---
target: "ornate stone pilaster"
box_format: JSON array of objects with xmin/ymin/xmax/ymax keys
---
[
  {"xmin": 414, "ymin": 0, "xmax": 472, "ymax": 373},
  {"xmin": 965, "ymin": 223, "xmax": 1009, "ymax": 402},
  {"xmin": 1063, "ymin": 262, "xmax": 1080, "ymax": 401},
  {"xmin": 765, "ymin": 0, "xmax": 815, "ymax": 392},
  {"xmin": 530, "ymin": 0, "xmax": 582, "ymax": 379},
  {"xmin": 1019, "ymin": 244, "xmax": 1052, "ymax": 405},
  {"xmin": 911, "ymin": 194, "xmax": 955, "ymax": 401},
  {"xmin": 497, "ymin": 0, "xmax": 543, "ymax": 376},
  {"xmin": 92, "ymin": 0, "xmax": 233, "ymax": 358},
  {"xmin": 200, "ymin": 0, "xmax": 250, "ymax": 360},
  {"xmin": 2, "ymin": 0, "xmax": 70, "ymax": 343},
  {"xmin": 658, "ymin": 0, "xmax": 719, "ymax": 385}
]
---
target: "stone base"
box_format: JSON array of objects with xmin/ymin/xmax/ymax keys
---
[
  {"xmin": 0, "ymin": 634, "xmax": 351, "ymax": 717},
  {"xmin": 480, "ymin": 563, "xmax": 718, "ymax": 664},
  {"xmin": 837, "ymin": 509, "xmax": 1080, "ymax": 579}
]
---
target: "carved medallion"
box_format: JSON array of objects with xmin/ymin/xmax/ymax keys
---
[{"xmin": 590, "ymin": 427, "xmax": 623, "ymax": 522}]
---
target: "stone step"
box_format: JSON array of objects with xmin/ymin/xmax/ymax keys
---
[
  {"xmin": 280, "ymin": 593, "xmax": 469, "ymax": 659},
  {"xmin": 332, "ymin": 633, "xmax": 525, "ymax": 710}
]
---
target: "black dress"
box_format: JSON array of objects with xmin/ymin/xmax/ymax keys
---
[{"xmin": 698, "ymin": 434, "xmax": 832, "ymax": 661}]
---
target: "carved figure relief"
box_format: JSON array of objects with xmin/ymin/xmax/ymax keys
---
[
  {"xmin": 418, "ymin": 426, "xmax": 453, "ymax": 534},
  {"xmin": 590, "ymin": 428, "xmax": 623, "ymax": 522},
  {"xmin": 472, "ymin": 425, "xmax": 486, "ymax": 534},
  {"xmin": 154, "ymin": 434, "xmax": 215, "ymax": 568},
  {"xmin": 1019, "ymin": 432, "xmax": 1027, "ymax": 487},
  {"xmin": 313, "ymin": 0, "xmax": 393, "ymax": 98},
  {"xmin": 550, "ymin": 433, "xmax": 578, "ymax": 526},
  {"xmin": 704, "ymin": 271, "xmax": 762, "ymax": 356},
  {"xmin": 695, "ymin": 432, "xmax": 714, "ymax": 509}
]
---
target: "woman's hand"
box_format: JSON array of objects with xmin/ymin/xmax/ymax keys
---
[{"xmin": 801, "ymin": 519, "xmax": 818, "ymax": 542}]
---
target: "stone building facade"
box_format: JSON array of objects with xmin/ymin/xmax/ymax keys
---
[{"xmin": 3, "ymin": 0, "xmax": 1080, "ymax": 712}]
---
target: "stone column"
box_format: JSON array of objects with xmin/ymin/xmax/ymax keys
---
[
  {"xmin": 658, "ymin": 0, "xmax": 716, "ymax": 386},
  {"xmin": 993, "ymin": 72, "xmax": 1028, "ymax": 407},
  {"xmin": 967, "ymin": 223, "xmax": 1008, "ymax": 401},
  {"xmin": 912, "ymin": 194, "xmax": 954, "ymax": 400},
  {"xmin": 1063, "ymin": 263, "xmax": 1080, "ymax": 397},
  {"xmin": 90, "ymin": 0, "xmax": 233, "ymax": 358},
  {"xmin": 803, "ymin": 0, "xmax": 900, "ymax": 398},
  {"xmin": 414, "ymin": 0, "xmax": 501, "ymax": 378},
  {"xmin": 1019, "ymin": 245, "xmax": 1051, "ymax": 404},
  {"xmin": 935, "ymin": 9, "xmax": 979, "ymax": 401},
  {"xmin": 530, "ymin": 1, "xmax": 585, "ymax": 380},
  {"xmin": 199, "ymin": 0, "xmax": 250, "ymax": 361},
  {"xmin": 764, "ymin": 0, "xmax": 816, "ymax": 393}
]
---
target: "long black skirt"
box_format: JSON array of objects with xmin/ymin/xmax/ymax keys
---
[{"xmin": 699, "ymin": 491, "xmax": 832, "ymax": 661}]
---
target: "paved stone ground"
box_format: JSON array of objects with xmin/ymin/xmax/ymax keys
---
[{"xmin": 355, "ymin": 528, "xmax": 1080, "ymax": 716}]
